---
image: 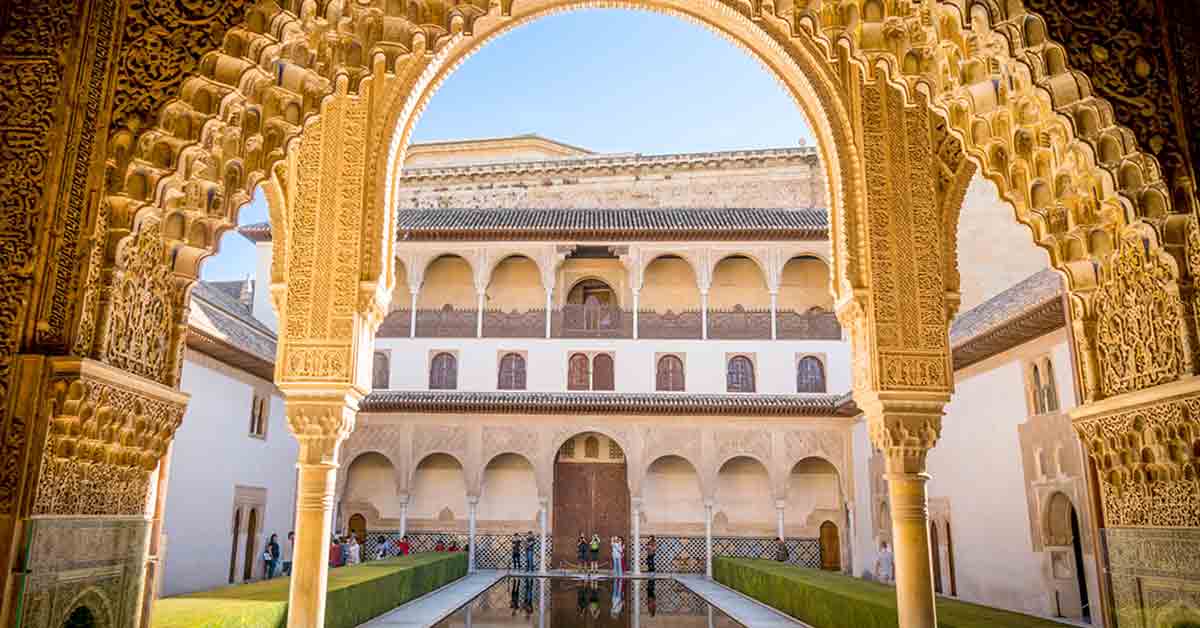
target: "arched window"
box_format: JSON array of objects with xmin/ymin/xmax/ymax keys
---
[
  {"xmin": 727, "ymin": 356, "xmax": 755, "ymax": 392},
  {"xmin": 372, "ymin": 351, "xmax": 389, "ymax": 389},
  {"xmin": 567, "ymin": 353, "xmax": 591, "ymax": 390},
  {"xmin": 584, "ymin": 435, "xmax": 600, "ymax": 458},
  {"xmin": 1041, "ymin": 358, "xmax": 1060, "ymax": 412},
  {"xmin": 1031, "ymin": 363, "xmax": 1045, "ymax": 414},
  {"xmin": 656, "ymin": 355, "xmax": 685, "ymax": 392},
  {"xmin": 592, "ymin": 354, "xmax": 615, "ymax": 391},
  {"xmin": 498, "ymin": 353, "xmax": 526, "ymax": 390},
  {"xmin": 249, "ymin": 395, "xmax": 267, "ymax": 438},
  {"xmin": 796, "ymin": 356, "xmax": 826, "ymax": 392},
  {"xmin": 429, "ymin": 352, "xmax": 457, "ymax": 390}
]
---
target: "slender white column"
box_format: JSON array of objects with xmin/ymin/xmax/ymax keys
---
[
  {"xmin": 544, "ymin": 288, "xmax": 553, "ymax": 338},
  {"xmin": 632, "ymin": 291, "xmax": 640, "ymax": 339},
  {"xmin": 776, "ymin": 499, "xmax": 785, "ymax": 541},
  {"xmin": 700, "ymin": 291, "xmax": 709, "ymax": 340},
  {"xmin": 539, "ymin": 497, "xmax": 549, "ymax": 573},
  {"xmin": 467, "ymin": 496, "xmax": 478, "ymax": 573},
  {"xmin": 704, "ymin": 500, "xmax": 714, "ymax": 578},
  {"xmin": 409, "ymin": 290, "xmax": 419, "ymax": 338},
  {"xmin": 769, "ymin": 291, "xmax": 778, "ymax": 340},
  {"xmin": 631, "ymin": 497, "xmax": 642, "ymax": 575},
  {"xmin": 398, "ymin": 494, "xmax": 409, "ymax": 538},
  {"xmin": 476, "ymin": 291, "xmax": 485, "ymax": 338},
  {"xmin": 538, "ymin": 578, "xmax": 547, "ymax": 628}
]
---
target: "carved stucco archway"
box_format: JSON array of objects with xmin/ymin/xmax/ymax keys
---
[{"xmin": 40, "ymin": 1, "xmax": 1200, "ymax": 627}]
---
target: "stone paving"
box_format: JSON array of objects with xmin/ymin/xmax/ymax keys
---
[
  {"xmin": 675, "ymin": 574, "xmax": 812, "ymax": 628},
  {"xmin": 359, "ymin": 570, "xmax": 505, "ymax": 628}
]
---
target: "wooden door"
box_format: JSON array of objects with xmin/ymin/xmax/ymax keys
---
[
  {"xmin": 819, "ymin": 521, "xmax": 840, "ymax": 571},
  {"xmin": 349, "ymin": 513, "xmax": 367, "ymax": 544},
  {"xmin": 553, "ymin": 462, "xmax": 629, "ymax": 568}
]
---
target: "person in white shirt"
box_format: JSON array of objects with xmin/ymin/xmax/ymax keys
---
[
  {"xmin": 611, "ymin": 536, "xmax": 624, "ymax": 576},
  {"xmin": 346, "ymin": 536, "xmax": 362, "ymax": 566},
  {"xmin": 282, "ymin": 531, "xmax": 294, "ymax": 575},
  {"xmin": 875, "ymin": 540, "xmax": 895, "ymax": 584}
]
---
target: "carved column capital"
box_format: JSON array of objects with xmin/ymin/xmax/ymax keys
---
[
  {"xmin": 859, "ymin": 391, "xmax": 949, "ymax": 475},
  {"xmin": 284, "ymin": 391, "xmax": 361, "ymax": 466}
]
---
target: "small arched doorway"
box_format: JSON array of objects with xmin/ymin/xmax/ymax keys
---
[
  {"xmin": 553, "ymin": 432, "xmax": 629, "ymax": 568},
  {"xmin": 348, "ymin": 513, "xmax": 367, "ymax": 545},
  {"xmin": 229, "ymin": 508, "xmax": 241, "ymax": 583},
  {"xmin": 243, "ymin": 508, "xmax": 258, "ymax": 581},
  {"xmin": 929, "ymin": 522, "xmax": 943, "ymax": 594},
  {"xmin": 819, "ymin": 521, "xmax": 841, "ymax": 571},
  {"xmin": 1045, "ymin": 492, "xmax": 1090, "ymax": 621},
  {"xmin": 63, "ymin": 605, "xmax": 97, "ymax": 628}
]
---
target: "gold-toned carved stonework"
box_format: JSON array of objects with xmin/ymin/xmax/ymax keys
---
[
  {"xmin": 1093, "ymin": 232, "xmax": 1189, "ymax": 398},
  {"xmin": 99, "ymin": 222, "xmax": 176, "ymax": 385},
  {"xmin": 32, "ymin": 359, "xmax": 186, "ymax": 517},
  {"xmin": 1073, "ymin": 383, "xmax": 1200, "ymax": 528}
]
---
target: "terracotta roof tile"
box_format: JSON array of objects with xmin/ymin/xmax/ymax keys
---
[
  {"xmin": 949, "ymin": 269, "xmax": 1066, "ymax": 369},
  {"xmin": 186, "ymin": 281, "xmax": 277, "ymax": 379}
]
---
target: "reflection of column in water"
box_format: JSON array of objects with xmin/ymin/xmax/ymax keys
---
[
  {"xmin": 523, "ymin": 577, "xmax": 534, "ymax": 614},
  {"xmin": 647, "ymin": 579, "xmax": 657, "ymax": 617},
  {"xmin": 706, "ymin": 604, "xmax": 714, "ymax": 628},
  {"xmin": 538, "ymin": 578, "xmax": 547, "ymax": 628},
  {"xmin": 632, "ymin": 580, "xmax": 642, "ymax": 628},
  {"xmin": 466, "ymin": 603, "xmax": 473, "ymax": 628}
]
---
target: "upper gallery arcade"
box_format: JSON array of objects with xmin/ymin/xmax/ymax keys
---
[{"xmin": 1, "ymin": 2, "xmax": 1199, "ymax": 628}]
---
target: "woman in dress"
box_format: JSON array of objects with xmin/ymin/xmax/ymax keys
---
[{"xmin": 611, "ymin": 536, "xmax": 624, "ymax": 576}]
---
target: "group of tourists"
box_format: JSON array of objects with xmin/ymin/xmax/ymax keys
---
[
  {"xmin": 260, "ymin": 532, "xmax": 293, "ymax": 579},
  {"xmin": 576, "ymin": 533, "xmax": 658, "ymax": 575},
  {"xmin": 510, "ymin": 531, "xmax": 539, "ymax": 571}
]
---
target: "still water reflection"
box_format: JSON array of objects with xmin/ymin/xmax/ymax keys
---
[{"xmin": 432, "ymin": 577, "xmax": 743, "ymax": 627}]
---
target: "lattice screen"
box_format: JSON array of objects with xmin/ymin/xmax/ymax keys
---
[{"xmin": 363, "ymin": 530, "xmax": 552, "ymax": 569}]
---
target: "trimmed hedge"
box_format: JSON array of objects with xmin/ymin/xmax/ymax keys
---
[
  {"xmin": 714, "ymin": 558, "xmax": 1072, "ymax": 628},
  {"xmin": 153, "ymin": 552, "xmax": 467, "ymax": 628}
]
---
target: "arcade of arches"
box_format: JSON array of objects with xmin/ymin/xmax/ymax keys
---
[{"xmin": 1, "ymin": 2, "xmax": 1199, "ymax": 628}]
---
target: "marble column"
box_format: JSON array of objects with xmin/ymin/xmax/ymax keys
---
[
  {"xmin": 409, "ymin": 290, "xmax": 419, "ymax": 338},
  {"xmin": 776, "ymin": 499, "xmax": 785, "ymax": 541},
  {"xmin": 544, "ymin": 288, "xmax": 553, "ymax": 338},
  {"xmin": 769, "ymin": 291, "xmax": 778, "ymax": 340},
  {"xmin": 632, "ymin": 290, "xmax": 640, "ymax": 339},
  {"xmin": 632, "ymin": 497, "xmax": 642, "ymax": 575},
  {"xmin": 700, "ymin": 291, "xmax": 709, "ymax": 340},
  {"xmin": 398, "ymin": 494, "xmax": 409, "ymax": 538},
  {"xmin": 476, "ymin": 291, "xmax": 485, "ymax": 338},
  {"xmin": 704, "ymin": 500, "xmax": 714, "ymax": 578},
  {"xmin": 539, "ymin": 497, "xmax": 549, "ymax": 573},
  {"xmin": 467, "ymin": 496, "xmax": 479, "ymax": 573},
  {"xmin": 284, "ymin": 395, "xmax": 357, "ymax": 628},
  {"xmin": 864, "ymin": 394, "xmax": 946, "ymax": 628}
]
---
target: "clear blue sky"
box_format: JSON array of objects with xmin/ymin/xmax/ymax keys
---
[{"xmin": 203, "ymin": 9, "xmax": 812, "ymax": 280}]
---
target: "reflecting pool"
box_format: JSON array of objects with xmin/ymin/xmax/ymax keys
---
[{"xmin": 432, "ymin": 577, "xmax": 744, "ymax": 627}]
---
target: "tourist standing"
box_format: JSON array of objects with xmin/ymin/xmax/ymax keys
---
[
  {"xmin": 589, "ymin": 533, "xmax": 601, "ymax": 572},
  {"xmin": 398, "ymin": 535, "xmax": 411, "ymax": 555},
  {"xmin": 523, "ymin": 531, "xmax": 536, "ymax": 572},
  {"xmin": 577, "ymin": 533, "xmax": 588, "ymax": 571},
  {"xmin": 282, "ymin": 531, "xmax": 294, "ymax": 576},
  {"xmin": 774, "ymin": 537, "xmax": 788, "ymax": 562},
  {"xmin": 611, "ymin": 536, "xmax": 624, "ymax": 577},
  {"xmin": 345, "ymin": 536, "xmax": 362, "ymax": 566},
  {"xmin": 645, "ymin": 535, "xmax": 658, "ymax": 573},
  {"xmin": 435, "ymin": 537, "xmax": 446, "ymax": 552},
  {"xmin": 875, "ymin": 541, "xmax": 895, "ymax": 584},
  {"xmin": 329, "ymin": 536, "xmax": 342, "ymax": 568},
  {"xmin": 264, "ymin": 533, "xmax": 281, "ymax": 579},
  {"xmin": 374, "ymin": 536, "xmax": 388, "ymax": 560},
  {"xmin": 511, "ymin": 532, "xmax": 523, "ymax": 570}
]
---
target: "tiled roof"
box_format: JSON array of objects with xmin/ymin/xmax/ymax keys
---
[
  {"xmin": 949, "ymin": 269, "xmax": 1066, "ymax": 370},
  {"xmin": 360, "ymin": 390, "xmax": 859, "ymax": 416},
  {"xmin": 239, "ymin": 208, "xmax": 829, "ymax": 242},
  {"xmin": 186, "ymin": 281, "xmax": 277, "ymax": 380}
]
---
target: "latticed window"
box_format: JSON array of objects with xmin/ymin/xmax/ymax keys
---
[
  {"xmin": 1030, "ymin": 358, "xmax": 1060, "ymax": 414},
  {"xmin": 592, "ymin": 354, "xmax": 614, "ymax": 391},
  {"xmin": 568, "ymin": 353, "xmax": 591, "ymax": 390},
  {"xmin": 796, "ymin": 356, "xmax": 825, "ymax": 393},
  {"xmin": 498, "ymin": 353, "xmax": 527, "ymax": 390},
  {"xmin": 429, "ymin": 352, "xmax": 457, "ymax": 390},
  {"xmin": 584, "ymin": 435, "xmax": 600, "ymax": 458},
  {"xmin": 372, "ymin": 351, "xmax": 389, "ymax": 389},
  {"xmin": 727, "ymin": 356, "xmax": 756, "ymax": 393},
  {"xmin": 656, "ymin": 355, "xmax": 685, "ymax": 392}
]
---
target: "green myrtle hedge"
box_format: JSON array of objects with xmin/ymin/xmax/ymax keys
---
[
  {"xmin": 714, "ymin": 558, "xmax": 1072, "ymax": 628},
  {"xmin": 153, "ymin": 552, "xmax": 467, "ymax": 628}
]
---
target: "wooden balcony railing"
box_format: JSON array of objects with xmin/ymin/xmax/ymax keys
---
[
  {"xmin": 776, "ymin": 308, "xmax": 842, "ymax": 340},
  {"xmin": 482, "ymin": 309, "xmax": 546, "ymax": 338},
  {"xmin": 708, "ymin": 306, "xmax": 772, "ymax": 339},
  {"xmin": 414, "ymin": 306, "xmax": 477, "ymax": 338},
  {"xmin": 638, "ymin": 309, "xmax": 703, "ymax": 339},
  {"xmin": 552, "ymin": 304, "xmax": 633, "ymax": 338}
]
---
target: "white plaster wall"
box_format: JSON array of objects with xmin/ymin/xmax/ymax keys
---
[
  {"xmin": 252, "ymin": 241, "xmax": 278, "ymax": 331},
  {"xmin": 850, "ymin": 419, "xmax": 877, "ymax": 579},
  {"xmin": 345, "ymin": 453, "xmax": 402, "ymax": 519},
  {"xmin": 956, "ymin": 175, "xmax": 1050, "ymax": 311},
  {"xmin": 479, "ymin": 454, "xmax": 540, "ymax": 523},
  {"xmin": 374, "ymin": 337, "xmax": 851, "ymax": 394},
  {"xmin": 715, "ymin": 457, "xmax": 774, "ymax": 526},
  {"xmin": 786, "ymin": 460, "xmax": 840, "ymax": 526},
  {"xmin": 411, "ymin": 454, "xmax": 468, "ymax": 521},
  {"xmin": 161, "ymin": 350, "xmax": 297, "ymax": 596},
  {"xmin": 642, "ymin": 456, "xmax": 705, "ymax": 526}
]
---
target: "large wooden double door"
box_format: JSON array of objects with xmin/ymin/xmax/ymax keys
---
[{"xmin": 553, "ymin": 461, "xmax": 630, "ymax": 568}]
